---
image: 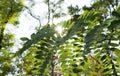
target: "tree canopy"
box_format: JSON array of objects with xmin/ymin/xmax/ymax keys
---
[{"xmin": 0, "ymin": 0, "xmax": 120, "ymax": 76}]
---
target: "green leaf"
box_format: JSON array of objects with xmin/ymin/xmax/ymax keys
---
[
  {"xmin": 56, "ymin": 11, "xmax": 98, "ymax": 46},
  {"xmin": 115, "ymin": 50, "xmax": 120, "ymax": 57},
  {"xmin": 72, "ymin": 68, "xmax": 82, "ymax": 73},
  {"xmin": 16, "ymin": 26, "xmax": 55, "ymax": 56},
  {"xmin": 20, "ymin": 37, "xmax": 29, "ymax": 41},
  {"xmin": 108, "ymin": 19, "xmax": 120, "ymax": 29},
  {"xmin": 110, "ymin": 43, "xmax": 119, "ymax": 46},
  {"xmin": 112, "ymin": 11, "xmax": 120, "ymax": 18},
  {"xmin": 101, "ymin": 55, "xmax": 107, "ymax": 60},
  {"xmin": 104, "ymin": 17, "xmax": 117, "ymax": 25}
]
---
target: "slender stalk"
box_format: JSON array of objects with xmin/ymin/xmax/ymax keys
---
[
  {"xmin": 0, "ymin": 27, "xmax": 4, "ymax": 49},
  {"xmin": 47, "ymin": 0, "xmax": 50, "ymax": 26},
  {"xmin": 27, "ymin": 8, "xmax": 41, "ymax": 28},
  {"xmin": 51, "ymin": 54, "xmax": 55, "ymax": 76}
]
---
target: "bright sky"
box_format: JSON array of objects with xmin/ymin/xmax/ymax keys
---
[
  {"xmin": 7, "ymin": 0, "xmax": 91, "ymax": 38},
  {"xmin": 6, "ymin": 0, "xmax": 91, "ymax": 51}
]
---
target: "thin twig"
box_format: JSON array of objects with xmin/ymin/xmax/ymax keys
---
[
  {"xmin": 89, "ymin": 55, "xmax": 101, "ymax": 64},
  {"xmin": 47, "ymin": 0, "xmax": 50, "ymax": 26},
  {"xmin": 27, "ymin": 8, "xmax": 41, "ymax": 29}
]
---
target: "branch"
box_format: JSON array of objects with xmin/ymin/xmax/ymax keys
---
[
  {"xmin": 47, "ymin": 0, "xmax": 50, "ymax": 25},
  {"xmin": 89, "ymin": 55, "xmax": 101, "ymax": 64},
  {"xmin": 27, "ymin": 8, "xmax": 41, "ymax": 29}
]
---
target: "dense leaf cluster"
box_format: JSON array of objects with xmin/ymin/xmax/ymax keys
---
[{"xmin": 0, "ymin": 0, "xmax": 120, "ymax": 76}]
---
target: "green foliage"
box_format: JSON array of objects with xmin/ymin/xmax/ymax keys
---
[
  {"xmin": 19, "ymin": 4, "xmax": 120, "ymax": 76},
  {"xmin": 1, "ymin": 0, "xmax": 120, "ymax": 76},
  {"xmin": 68, "ymin": 5, "xmax": 80, "ymax": 15},
  {"xmin": 56, "ymin": 11, "xmax": 99, "ymax": 46},
  {"xmin": 17, "ymin": 26, "xmax": 56, "ymax": 75},
  {"xmin": 0, "ymin": 32, "xmax": 15, "ymax": 75},
  {"xmin": 0, "ymin": 0, "xmax": 24, "ymax": 75},
  {"xmin": 16, "ymin": 26, "xmax": 55, "ymax": 56},
  {"xmin": 0, "ymin": 0, "xmax": 23, "ymax": 25},
  {"xmin": 83, "ymin": 6, "xmax": 120, "ymax": 75},
  {"xmin": 0, "ymin": 49, "xmax": 15, "ymax": 75}
]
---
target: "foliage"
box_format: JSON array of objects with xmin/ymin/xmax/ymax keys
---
[
  {"xmin": 68, "ymin": 5, "xmax": 81, "ymax": 16},
  {"xmin": 0, "ymin": 0, "xmax": 24, "ymax": 75},
  {"xmin": 0, "ymin": 0, "xmax": 120, "ymax": 76}
]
